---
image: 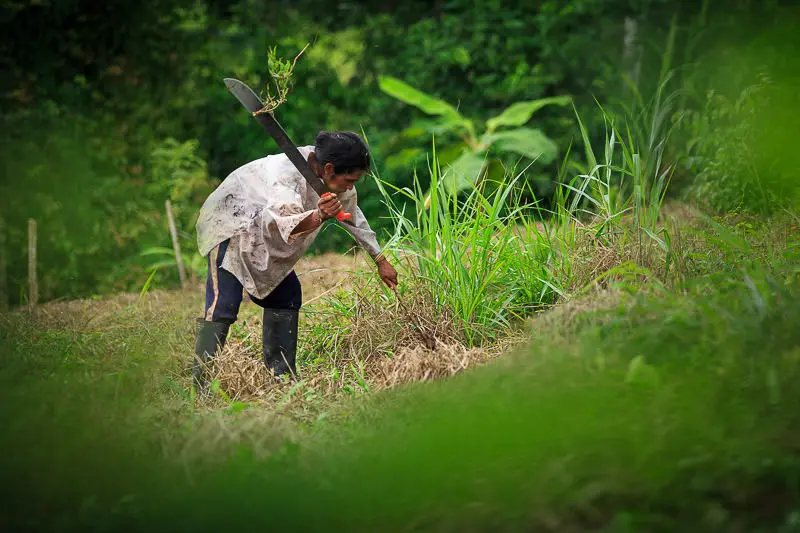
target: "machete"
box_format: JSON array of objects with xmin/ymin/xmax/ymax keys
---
[{"xmin": 223, "ymin": 77, "xmax": 351, "ymax": 222}]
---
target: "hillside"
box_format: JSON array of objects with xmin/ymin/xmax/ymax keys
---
[{"xmin": 2, "ymin": 203, "xmax": 799, "ymax": 532}]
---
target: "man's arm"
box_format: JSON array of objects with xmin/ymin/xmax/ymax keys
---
[
  {"xmin": 338, "ymin": 191, "xmax": 398, "ymax": 289},
  {"xmin": 289, "ymin": 210, "xmax": 323, "ymax": 237},
  {"xmin": 262, "ymin": 172, "xmax": 320, "ymax": 244},
  {"xmin": 289, "ymin": 194, "xmax": 345, "ymax": 237}
]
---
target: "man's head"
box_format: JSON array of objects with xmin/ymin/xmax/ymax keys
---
[{"xmin": 311, "ymin": 131, "xmax": 370, "ymax": 193}]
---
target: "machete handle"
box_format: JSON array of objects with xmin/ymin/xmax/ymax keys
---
[{"xmin": 321, "ymin": 192, "xmax": 352, "ymax": 222}]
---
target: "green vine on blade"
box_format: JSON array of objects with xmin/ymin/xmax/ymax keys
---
[{"xmin": 254, "ymin": 43, "xmax": 310, "ymax": 116}]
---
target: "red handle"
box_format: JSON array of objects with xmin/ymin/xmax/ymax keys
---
[{"xmin": 321, "ymin": 192, "xmax": 352, "ymax": 221}]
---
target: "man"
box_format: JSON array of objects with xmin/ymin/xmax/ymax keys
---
[{"xmin": 193, "ymin": 131, "xmax": 398, "ymax": 389}]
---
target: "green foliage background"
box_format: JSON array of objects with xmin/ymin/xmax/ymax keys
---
[{"xmin": 0, "ymin": 0, "xmax": 794, "ymax": 305}]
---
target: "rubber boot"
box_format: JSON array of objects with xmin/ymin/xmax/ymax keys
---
[
  {"xmin": 262, "ymin": 308, "xmax": 300, "ymax": 380},
  {"xmin": 193, "ymin": 318, "xmax": 230, "ymax": 392}
]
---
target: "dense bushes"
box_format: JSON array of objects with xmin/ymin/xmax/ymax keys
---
[
  {"xmin": 0, "ymin": 0, "xmax": 792, "ymax": 305},
  {"xmin": 668, "ymin": 12, "xmax": 799, "ymax": 216}
]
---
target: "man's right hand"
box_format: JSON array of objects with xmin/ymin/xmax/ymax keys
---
[
  {"xmin": 318, "ymin": 192, "xmax": 343, "ymax": 220},
  {"xmin": 377, "ymin": 257, "xmax": 398, "ymax": 289}
]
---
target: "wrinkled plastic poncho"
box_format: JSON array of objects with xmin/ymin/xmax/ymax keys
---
[{"xmin": 196, "ymin": 146, "xmax": 382, "ymax": 299}]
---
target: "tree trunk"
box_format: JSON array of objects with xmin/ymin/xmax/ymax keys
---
[{"xmin": 0, "ymin": 219, "xmax": 7, "ymax": 311}]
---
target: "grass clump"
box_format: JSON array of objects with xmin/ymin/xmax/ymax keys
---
[
  {"xmin": 369, "ymin": 101, "xmax": 679, "ymax": 348},
  {"xmin": 375, "ymin": 148, "xmax": 566, "ymax": 346}
]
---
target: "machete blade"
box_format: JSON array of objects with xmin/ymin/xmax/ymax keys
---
[
  {"xmin": 223, "ymin": 78, "xmax": 266, "ymax": 114},
  {"xmin": 223, "ymin": 77, "xmax": 329, "ymax": 199}
]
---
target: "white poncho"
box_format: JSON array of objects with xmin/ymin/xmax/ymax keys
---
[{"xmin": 195, "ymin": 146, "xmax": 382, "ymax": 299}]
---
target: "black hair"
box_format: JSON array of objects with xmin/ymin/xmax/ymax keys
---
[{"xmin": 314, "ymin": 131, "xmax": 370, "ymax": 174}]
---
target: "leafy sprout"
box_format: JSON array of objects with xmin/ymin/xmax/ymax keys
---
[{"xmin": 255, "ymin": 43, "xmax": 310, "ymax": 116}]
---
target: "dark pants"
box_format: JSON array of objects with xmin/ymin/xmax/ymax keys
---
[{"xmin": 204, "ymin": 240, "xmax": 302, "ymax": 324}]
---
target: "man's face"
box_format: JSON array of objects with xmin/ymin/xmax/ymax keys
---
[{"xmin": 322, "ymin": 163, "xmax": 365, "ymax": 193}]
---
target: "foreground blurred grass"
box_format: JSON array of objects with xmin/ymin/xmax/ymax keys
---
[{"xmin": 1, "ymin": 215, "xmax": 799, "ymax": 532}]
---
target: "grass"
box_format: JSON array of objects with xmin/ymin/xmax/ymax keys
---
[
  {"xmin": 1, "ymin": 104, "xmax": 800, "ymax": 531},
  {"xmin": 375, "ymin": 146, "xmax": 562, "ymax": 346},
  {"xmin": 1, "ymin": 219, "xmax": 798, "ymax": 531},
  {"xmin": 363, "ymin": 102, "xmax": 680, "ymax": 354}
]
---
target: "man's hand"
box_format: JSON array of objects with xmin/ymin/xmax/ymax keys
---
[
  {"xmin": 317, "ymin": 193, "xmax": 342, "ymax": 220},
  {"xmin": 376, "ymin": 257, "xmax": 398, "ymax": 289}
]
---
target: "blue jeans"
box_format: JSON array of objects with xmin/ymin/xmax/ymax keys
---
[{"xmin": 204, "ymin": 239, "xmax": 302, "ymax": 324}]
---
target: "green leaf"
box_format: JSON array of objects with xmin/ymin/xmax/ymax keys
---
[
  {"xmin": 228, "ymin": 401, "xmax": 251, "ymax": 414},
  {"xmin": 140, "ymin": 247, "xmax": 175, "ymax": 257},
  {"xmin": 486, "ymin": 96, "xmax": 571, "ymax": 132},
  {"xmin": 217, "ymin": 385, "xmax": 232, "ymax": 403},
  {"xmin": 401, "ymin": 118, "xmax": 443, "ymax": 138},
  {"xmin": 442, "ymin": 152, "xmax": 487, "ymax": 193},
  {"xmin": 435, "ymin": 142, "xmax": 471, "ymax": 169},
  {"xmin": 574, "ymin": 105, "xmax": 597, "ymax": 171},
  {"xmin": 482, "ymin": 128, "xmax": 559, "ymax": 164},
  {"xmin": 401, "ymin": 118, "xmax": 462, "ymax": 139},
  {"xmin": 378, "ymin": 75, "xmax": 464, "ymax": 124},
  {"xmin": 138, "ymin": 267, "xmax": 159, "ymax": 303},
  {"xmin": 385, "ymin": 147, "xmax": 425, "ymax": 170}
]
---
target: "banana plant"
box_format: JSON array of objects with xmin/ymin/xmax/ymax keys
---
[{"xmin": 378, "ymin": 75, "xmax": 571, "ymax": 198}]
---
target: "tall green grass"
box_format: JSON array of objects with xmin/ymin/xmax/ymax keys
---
[
  {"xmin": 371, "ymin": 98, "xmax": 679, "ymax": 346},
  {"xmin": 373, "ymin": 143, "xmax": 566, "ymax": 345}
]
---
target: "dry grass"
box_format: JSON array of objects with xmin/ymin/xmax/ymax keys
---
[
  {"xmin": 371, "ymin": 338, "xmax": 518, "ymax": 389},
  {"xmin": 201, "ymin": 338, "xmax": 517, "ymax": 414},
  {"xmin": 58, "ymin": 251, "xmax": 505, "ymax": 412},
  {"xmin": 173, "ymin": 405, "xmax": 299, "ymax": 465},
  {"xmin": 12, "ymin": 286, "xmax": 200, "ymax": 333},
  {"xmin": 18, "ymin": 251, "xmax": 371, "ymax": 332},
  {"xmin": 339, "ymin": 280, "xmax": 461, "ymax": 358},
  {"xmin": 179, "ymin": 207, "xmax": 722, "ymax": 409},
  {"xmin": 199, "ymin": 275, "xmax": 521, "ymax": 408},
  {"xmin": 15, "ymin": 204, "xmax": 748, "ymax": 418},
  {"xmin": 293, "ymin": 251, "xmax": 373, "ymax": 303},
  {"xmin": 562, "ymin": 200, "xmax": 719, "ymax": 293},
  {"xmin": 526, "ymin": 288, "xmax": 627, "ymax": 339}
]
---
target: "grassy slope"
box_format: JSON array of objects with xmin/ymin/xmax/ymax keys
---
[
  {"xmin": 1, "ymin": 218, "xmax": 799, "ymax": 532},
  {"xmin": 161, "ymin": 266, "xmax": 800, "ymax": 533}
]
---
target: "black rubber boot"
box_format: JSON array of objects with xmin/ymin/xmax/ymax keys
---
[
  {"xmin": 262, "ymin": 308, "xmax": 300, "ymax": 380},
  {"xmin": 193, "ymin": 318, "xmax": 230, "ymax": 392}
]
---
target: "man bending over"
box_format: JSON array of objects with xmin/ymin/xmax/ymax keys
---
[{"xmin": 193, "ymin": 131, "xmax": 397, "ymax": 389}]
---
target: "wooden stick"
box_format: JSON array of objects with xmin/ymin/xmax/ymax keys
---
[
  {"xmin": 28, "ymin": 218, "xmax": 37, "ymax": 307},
  {"xmin": 165, "ymin": 199, "xmax": 187, "ymax": 286},
  {"xmin": 0, "ymin": 218, "xmax": 7, "ymax": 311}
]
